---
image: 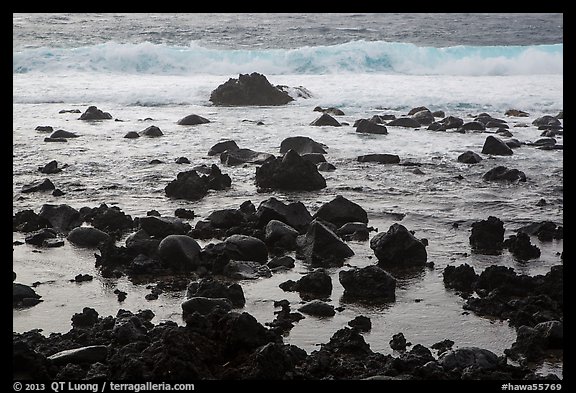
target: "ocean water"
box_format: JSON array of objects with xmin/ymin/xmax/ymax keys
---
[{"xmin": 13, "ymin": 13, "xmax": 563, "ymax": 376}]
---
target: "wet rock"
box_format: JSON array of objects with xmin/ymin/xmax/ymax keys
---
[
  {"xmin": 469, "ymin": 216, "xmax": 505, "ymax": 254},
  {"xmin": 21, "ymin": 178, "xmax": 55, "ymax": 193},
  {"xmin": 505, "ymin": 109, "xmax": 529, "ymax": 117},
  {"xmin": 44, "ymin": 137, "xmax": 68, "ymax": 142},
  {"xmin": 457, "ymin": 151, "xmax": 483, "ymax": 164},
  {"xmin": 532, "ymin": 115, "xmax": 561, "ymax": 128},
  {"xmin": 48, "ymin": 345, "xmax": 108, "ymax": 365},
  {"xmin": 518, "ymin": 221, "xmax": 563, "ymax": 241},
  {"xmin": 158, "ymin": 234, "xmax": 201, "ymax": 271},
  {"xmin": 267, "ymin": 255, "xmax": 295, "ymax": 269},
  {"xmin": 357, "ymin": 153, "xmax": 400, "ymax": 164},
  {"xmin": 186, "ymin": 277, "xmax": 245, "ymax": 307},
  {"xmin": 297, "ymin": 220, "xmax": 354, "ymax": 267},
  {"xmin": 38, "ymin": 160, "xmax": 62, "ymax": 174},
  {"xmin": 481, "ymin": 135, "xmax": 513, "ymax": 155},
  {"xmin": 411, "ymin": 109, "xmax": 435, "ymax": 126},
  {"xmin": 209, "ymin": 72, "xmax": 294, "ymax": 106},
  {"xmin": 431, "ymin": 339, "xmax": 455, "ymax": 355},
  {"xmin": 165, "ymin": 165, "xmax": 231, "ymax": 200},
  {"xmin": 38, "ymin": 204, "xmax": 82, "ymax": 234},
  {"xmin": 390, "ymin": 332, "xmax": 408, "ymax": 351},
  {"xmin": 220, "ymin": 148, "xmax": 275, "ymax": 166},
  {"xmin": 439, "ymin": 347, "xmax": 499, "ymax": 371},
  {"xmin": 175, "ymin": 157, "xmax": 190, "ymax": 164},
  {"xmin": 440, "ymin": 116, "xmax": 464, "ymax": 129},
  {"xmin": 355, "ymin": 118, "xmax": 388, "ymax": 134},
  {"xmin": 482, "ymin": 166, "xmax": 526, "ymax": 182},
  {"xmin": 123, "ymin": 131, "xmax": 140, "ymax": 139},
  {"xmin": 24, "ymin": 228, "xmax": 57, "ymax": 247},
  {"xmin": 208, "ymin": 140, "xmax": 239, "ymax": 156},
  {"xmin": 387, "ymin": 117, "xmax": 421, "ymax": 128},
  {"xmin": 279, "ymin": 136, "xmax": 327, "ymax": 155},
  {"xmin": 313, "ymin": 195, "xmax": 368, "ymax": 227},
  {"xmin": 505, "ymin": 321, "xmax": 563, "ymax": 363},
  {"xmin": 348, "ymin": 315, "xmax": 371, "ymax": 331},
  {"xmin": 370, "ymin": 223, "xmax": 427, "ymax": 267},
  {"xmin": 503, "ymin": 232, "xmax": 541, "ymax": 261},
  {"xmin": 255, "ymin": 150, "xmax": 327, "ymax": 191},
  {"xmin": 50, "ymin": 129, "xmax": 79, "ymax": 138},
  {"xmin": 298, "ymin": 300, "xmax": 335, "ymax": 317},
  {"xmin": 177, "ymin": 114, "xmax": 210, "ymax": 125},
  {"xmin": 174, "ymin": 208, "xmax": 195, "ymax": 219},
  {"xmin": 207, "ymin": 209, "xmax": 245, "ymax": 229},
  {"xmin": 71, "ymin": 307, "xmax": 99, "ymax": 328},
  {"xmin": 457, "ymin": 121, "xmax": 486, "ymax": 132},
  {"xmin": 13, "ymin": 283, "xmax": 42, "ymax": 308},
  {"xmin": 265, "ymin": 219, "xmax": 299, "ymax": 250},
  {"xmin": 35, "ymin": 125, "xmax": 54, "ymax": 132},
  {"xmin": 314, "ymin": 106, "xmax": 345, "ymax": 115},
  {"xmin": 67, "ymin": 226, "xmax": 111, "ymax": 248},
  {"xmin": 224, "ymin": 234, "xmax": 268, "ymax": 263},
  {"xmin": 138, "ymin": 216, "xmax": 191, "ymax": 238},
  {"xmin": 13, "ymin": 340, "xmax": 51, "ymax": 379},
  {"xmin": 82, "ymin": 204, "xmax": 135, "ymax": 238},
  {"xmin": 223, "ymin": 260, "xmax": 272, "ymax": 279},
  {"xmin": 182, "ymin": 296, "xmax": 233, "ymax": 317},
  {"xmin": 139, "ymin": 125, "xmax": 163, "ymax": 137},
  {"xmin": 13, "ymin": 209, "xmax": 52, "ymax": 232},
  {"xmin": 301, "ymin": 153, "xmax": 326, "ymax": 164},
  {"xmin": 339, "ymin": 265, "xmax": 396, "ymax": 302},
  {"xmin": 336, "ymin": 222, "xmax": 371, "ymax": 241},
  {"xmin": 79, "ymin": 106, "xmax": 112, "ymax": 120},
  {"xmin": 443, "ymin": 264, "xmax": 478, "ymax": 293},
  {"xmin": 310, "ymin": 112, "xmax": 341, "ymax": 126},
  {"xmin": 256, "ymin": 197, "xmax": 313, "ymax": 230},
  {"xmin": 293, "ymin": 268, "xmax": 332, "ymax": 298}
]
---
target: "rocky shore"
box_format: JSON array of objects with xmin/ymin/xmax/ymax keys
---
[{"xmin": 13, "ymin": 73, "xmax": 563, "ymax": 381}]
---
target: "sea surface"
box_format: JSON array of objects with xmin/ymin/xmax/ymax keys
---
[{"xmin": 13, "ymin": 13, "xmax": 563, "ymax": 377}]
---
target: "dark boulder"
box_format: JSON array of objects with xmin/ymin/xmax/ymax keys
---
[
  {"xmin": 314, "ymin": 106, "xmax": 345, "ymax": 115},
  {"xmin": 182, "ymin": 297, "xmax": 233, "ymax": 317},
  {"xmin": 209, "ymin": 72, "xmax": 294, "ymax": 106},
  {"xmin": 165, "ymin": 165, "xmax": 231, "ymax": 200},
  {"xmin": 482, "ymin": 166, "xmax": 526, "ymax": 182},
  {"xmin": 313, "ymin": 195, "xmax": 368, "ymax": 227},
  {"xmin": 138, "ymin": 216, "xmax": 190, "ymax": 238},
  {"xmin": 158, "ymin": 234, "xmax": 201, "ymax": 271},
  {"xmin": 223, "ymin": 260, "xmax": 272, "ymax": 280},
  {"xmin": 348, "ymin": 315, "xmax": 372, "ymax": 331},
  {"xmin": 355, "ymin": 119, "xmax": 388, "ymax": 134},
  {"xmin": 13, "ymin": 209, "xmax": 52, "ymax": 232},
  {"xmin": 317, "ymin": 162, "xmax": 336, "ymax": 172},
  {"xmin": 35, "ymin": 125, "xmax": 54, "ymax": 132},
  {"xmin": 357, "ymin": 153, "xmax": 400, "ymax": 164},
  {"xmin": 310, "ymin": 113, "xmax": 341, "ymax": 126},
  {"xmin": 21, "ymin": 178, "xmax": 55, "ymax": 193},
  {"xmin": 279, "ymin": 136, "xmax": 327, "ymax": 155},
  {"xmin": 292, "ymin": 268, "xmax": 332, "ymax": 298},
  {"xmin": 339, "ymin": 265, "xmax": 396, "ymax": 302},
  {"xmin": 481, "ymin": 135, "xmax": 513, "ymax": 155},
  {"xmin": 457, "ymin": 121, "xmax": 485, "ymax": 132},
  {"xmin": 255, "ymin": 150, "xmax": 326, "ymax": 191},
  {"xmin": 79, "ymin": 106, "xmax": 112, "ymax": 120},
  {"xmin": 439, "ymin": 347, "xmax": 499, "ymax": 371},
  {"xmin": 411, "ymin": 109, "xmax": 435, "ymax": 126},
  {"xmin": 38, "ymin": 204, "xmax": 82, "ymax": 233},
  {"xmin": 139, "ymin": 125, "xmax": 163, "ymax": 137},
  {"xmin": 518, "ymin": 221, "xmax": 563, "ymax": 242},
  {"xmin": 206, "ymin": 209, "xmax": 245, "ymax": 229},
  {"xmin": 256, "ymin": 197, "xmax": 313, "ymax": 230},
  {"xmin": 301, "ymin": 153, "xmax": 326, "ymax": 164},
  {"xmin": 123, "ymin": 131, "xmax": 140, "ymax": 139},
  {"xmin": 469, "ymin": 216, "xmax": 505, "ymax": 254},
  {"xmin": 370, "ymin": 223, "xmax": 427, "ymax": 267},
  {"xmin": 208, "ymin": 140, "xmax": 239, "ymax": 156},
  {"xmin": 224, "ymin": 234, "xmax": 268, "ymax": 263},
  {"xmin": 298, "ymin": 300, "xmax": 335, "ymax": 317},
  {"xmin": 532, "ymin": 115, "xmax": 561, "ymax": 128},
  {"xmin": 220, "ymin": 148, "xmax": 274, "ymax": 166},
  {"xmin": 186, "ymin": 277, "xmax": 245, "ymax": 307},
  {"xmin": 505, "ymin": 109, "xmax": 529, "ymax": 117},
  {"xmin": 457, "ymin": 151, "xmax": 483, "ymax": 164},
  {"xmin": 389, "ymin": 332, "xmax": 408, "ymax": 351},
  {"xmin": 38, "ymin": 160, "xmax": 62, "ymax": 174},
  {"xmin": 50, "ymin": 129, "xmax": 79, "ymax": 139},
  {"xmin": 177, "ymin": 114, "xmax": 210, "ymax": 125},
  {"xmin": 297, "ymin": 220, "xmax": 354, "ymax": 267},
  {"xmin": 503, "ymin": 232, "xmax": 541, "ymax": 261},
  {"xmin": 13, "ymin": 283, "xmax": 42, "ymax": 308},
  {"xmin": 265, "ymin": 219, "xmax": 299, "ymax": 251},
  {"xmin": 443, "ymin": 264, "xmax": 478, "ymax": 293},
  {"xmin": 387, "ymin": 117, "xmax": 421, "ymax": 128},
  {"xmin": 67, "ymin": 226, "xmax": 111, "ymax": 248}
]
